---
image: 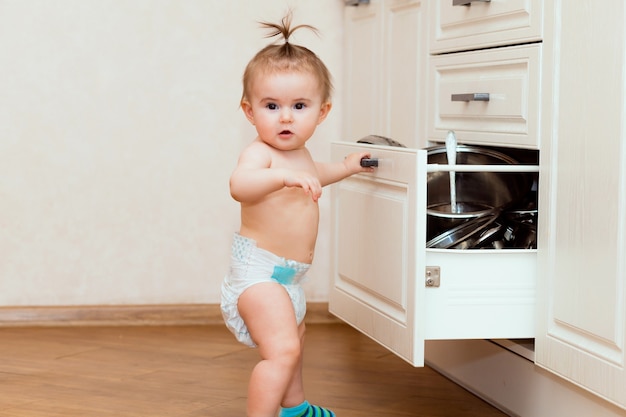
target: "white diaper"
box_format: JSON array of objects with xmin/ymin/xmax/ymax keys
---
[{"xmin": 221, "ymin": 233, "xmax": 310, "ymax": 347}]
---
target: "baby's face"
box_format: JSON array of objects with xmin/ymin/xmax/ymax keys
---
[{"xmin": 241, "ymin": 71, "xmax": 331, "ymax": 151}]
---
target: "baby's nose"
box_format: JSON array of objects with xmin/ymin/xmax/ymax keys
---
[{"xmin": 280, "ymin": 108, "xmax": 293, "ymax": 122}]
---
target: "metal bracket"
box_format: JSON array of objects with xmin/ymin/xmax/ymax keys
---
[{"xmin": 425, "ymin": 266, "xmax": 440, "ymax": 287}]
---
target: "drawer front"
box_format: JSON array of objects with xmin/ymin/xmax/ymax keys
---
[
  {"xmin": 330, "ymin": 142, "xmax": 428, "ymax": 366},
  {"xmin": 424, "ymin": 249, "xmax": 536, "ymax": 340},
  {"xmin": 428, "ymin": 44, "xmax": 541, "ymax": 149},
  {"xmin": 430, "ymin": 0, "xmax": 542, "ymax": 54}
]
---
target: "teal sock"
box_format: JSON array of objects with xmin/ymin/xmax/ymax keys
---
[{"xmin": 279, "ymin": 400, "xmax": 335, "ymax": 417}]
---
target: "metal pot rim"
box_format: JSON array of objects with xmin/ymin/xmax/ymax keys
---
[
  {"xmin": 426, "ymin": 212, "xmax": 499, "ymax": 249},
  {"xmin": 426, "ymin": 144, "xmax": 520, "ymax": 165}
]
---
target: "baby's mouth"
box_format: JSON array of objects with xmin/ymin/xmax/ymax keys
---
[{"xmin": 279, "ymin": 130, "xmax": 292, "ymax": 136}]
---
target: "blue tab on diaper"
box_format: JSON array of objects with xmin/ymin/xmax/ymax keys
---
[{"xmin": 271, "ymin": 265, "xmax": 297, "ymax": 285}]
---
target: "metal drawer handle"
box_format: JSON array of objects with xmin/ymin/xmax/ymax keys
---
[
  {"xmin": 453, "ymin": 0, "xmax": 490, "ymax": 6},
  {"xmin": 451, "ymin": 93, "xmax": 490, "ymax": 102},
  {"xmin": 360, "ymin": 157, "xmax": 378, "ymax": 167}
]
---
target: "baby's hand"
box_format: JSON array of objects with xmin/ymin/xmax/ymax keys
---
[
  {"xmin": 284, "ymin": 171, "xmax": 323, "ymax": 201},
  {"xmin": 344, "ymin": 152, "xmax": 376, "ymax": 174}
]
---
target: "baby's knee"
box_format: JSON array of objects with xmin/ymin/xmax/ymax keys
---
[
  {"xmin": 265, "ymin": 333, "xmax": 302, "ymax": 365},
  {"xmin": 281, "ymin": 335, "xmax": 302, "ymax": 359}
]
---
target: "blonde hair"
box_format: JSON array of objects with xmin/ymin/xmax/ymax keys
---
[{"xmin": 241, "ymin": 12, "xmax": 333, "ymax": 105}]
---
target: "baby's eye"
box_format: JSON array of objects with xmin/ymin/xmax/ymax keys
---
[
  {"xmin": 266, "ymin": 103, "xmax": 278, "ymax": 110},
  {"xmin": 294, "ymin": 102, "xmax": 306, "ymax": 110}
]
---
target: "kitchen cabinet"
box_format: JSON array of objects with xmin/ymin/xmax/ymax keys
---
[
  {"xmin": 535, "ymin": 1, "xmax": 626, "ymax": 409},
  {"xmin": 333, "ymin": 0, "xmax": 626, "ymax": 411},
  {"xmin": 342, "ymin": 0, "xmax": 426, "ymax": 148},
  {"xmin": 334, "ymin": 0, "xmax": 538, "ymax": 366}
]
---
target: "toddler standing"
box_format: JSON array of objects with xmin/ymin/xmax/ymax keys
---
[{"xmin": 221, "ymin": 12, "xmax": 373, "ymax": 417}]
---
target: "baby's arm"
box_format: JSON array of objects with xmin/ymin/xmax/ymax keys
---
[
  {"xmin": 230, "ymin": 144, "xmax": 323, "ymax": 203},
  {"xmin": 316, "ymin": 151, "xmax": 374, "ymax": 187}
]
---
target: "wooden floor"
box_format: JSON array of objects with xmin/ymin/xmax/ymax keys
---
[{"xmin": 0, "ymin": 323, "xmax": 507, "ymax": 417}]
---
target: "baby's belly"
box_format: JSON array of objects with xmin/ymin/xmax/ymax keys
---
[{"xmin": 240, "ymin": 210, "xmax": 318, "ymax": 263}]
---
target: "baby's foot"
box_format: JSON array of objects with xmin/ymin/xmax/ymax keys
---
[{"xmin": 279, "ymin": 400, "xmax": 335, "ymax": 417}]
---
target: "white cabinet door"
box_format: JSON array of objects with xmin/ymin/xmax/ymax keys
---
[
  {"xmin": 343, "ymin": 1, "xmax": 383, "ymax": 142},
  {"xmin": 342, "ymin": 0, "xmax": 426, "ymax": 148},
  {"xmin": 383, "ymin": 0, "xmax": 426, "ymax": 148},
  {"xmin": 537, "ymin": 1, "xmax": 626, "ymax": 410}
]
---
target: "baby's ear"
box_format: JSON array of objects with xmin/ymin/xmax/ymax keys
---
[
  {"xmin": 241, "ymin": 100, "xmax": 255, "ymax": 125},
  {"xmin": 317, "ymin": 102, "xmax": 332, "ymax": 125}
]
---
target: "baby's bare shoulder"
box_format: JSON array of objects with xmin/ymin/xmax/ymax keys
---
[{"xmin": 237, "ymin": 139, "xmax": 273, "ymax": 167}]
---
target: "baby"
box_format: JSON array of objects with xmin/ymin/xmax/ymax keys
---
[{"xmin": 221, "ymin": 12, "xmax": 373, "ymax": 417}]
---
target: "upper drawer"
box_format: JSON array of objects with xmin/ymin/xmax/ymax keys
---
[
  {"xmin": 428, "ymin": 44, "xmax": 541, "ymax": 149},
  {"xmin": 430, "ymin": 0, "xmax": 543, "ymax": 54}
]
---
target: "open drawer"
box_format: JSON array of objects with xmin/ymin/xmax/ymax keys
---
[{"xmin": 329, "ymin": 141, "xmax": 537, "ymax": 366}]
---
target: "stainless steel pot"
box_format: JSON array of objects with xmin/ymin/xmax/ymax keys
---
[{"xmin": 426, "ymin": 145, "xmax": 534, "ymax": 243}]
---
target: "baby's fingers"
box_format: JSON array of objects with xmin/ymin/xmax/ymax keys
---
[{"xmin": 303, "ymin": 179, "xmax": 322, "ymax": 201}]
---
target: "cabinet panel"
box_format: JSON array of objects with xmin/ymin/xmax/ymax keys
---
[
  {"xmin": 384, "ymin": 0, "xmax": 425, "ymax": 148},
  {"xmin": 424, "ymin": 250, "xmax": 535, "ymax": 340},
  {"xmin": 343, "ymin": 1, "xmax": 383, "ymax": 141},
  {"xmin": 330, "ymin": 142, "xmax": 427, "ymax": 365},
  {"xmin": 336, "ymin": 181, "xmax": 408, "ymax": 317},
  {"xmin": 342, "ymin": 0, "xmax": 426, "ymax": 148},
  {"xmin": 537, "ymin": 1, "xmax": 626, "ymax": 409},
  {"xmin": 430, "ymin": 0, "xmax": 542, "ymax": 54},
  {"xmin": 428, "ymin": 44, "xmax": 541, "ymax": 149}
]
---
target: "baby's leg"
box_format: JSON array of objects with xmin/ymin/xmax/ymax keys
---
[
  {"xmin": 281, "ymin": 321, "xmax": 306, "ymax": 407},
  {"xmin": 238, "ymin": 282, "xmax": 303, "ymax": 417}
]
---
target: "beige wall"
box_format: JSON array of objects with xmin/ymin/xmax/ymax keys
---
[{"xmin": 0, "ymin": 0, "xmax": 345, "ymax": 306}]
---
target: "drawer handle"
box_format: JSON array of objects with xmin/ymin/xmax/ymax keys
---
[
  {"xmin": 453, "ymin": 0, "xmax": 491, "ymax": 6},
  {"xmin": 360, "ymin": 157, "xmax": 378, "ymax": 167},
  {"xmin": 451, "ymin": 93, "xmax": 490, "ymax": 102}
]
